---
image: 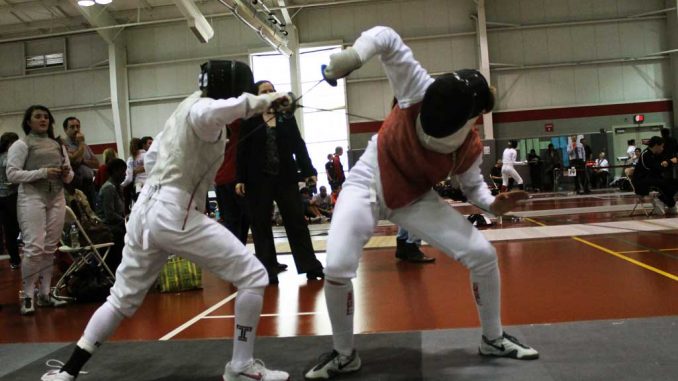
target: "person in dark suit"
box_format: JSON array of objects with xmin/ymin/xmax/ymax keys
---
[{"xmin": 236, "ymin": 80, "xmax": 324, "ymax": 284}]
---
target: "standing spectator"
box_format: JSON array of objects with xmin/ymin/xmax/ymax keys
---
[
  {"xmin": 0, "ymin": 132, "xmax": 21, "ymax": 269},
  {"xmin": 325, "ymin": 153, "xmax": 335, "ymax": 188},
  {"xmin": 660, "ymin": 128, "xmax": 677, "ymax": 179},
  {"xmin": 121, "ymin": 138, "xmax": 146, "ymax": 203},
  {"xmin": 140, "ymin": 136, "xmax": 154, "ymax": 152},
  {"xmin": 580, "ymin": 137, "xmax": 593, "ymax": 188},
  {"xmin": 541, "ymin": 144, "xmax": 561, "ymax": 192},
  {"xmin": 632, "ymin": 136, "xmax": 678, "ymax": 214},
  {"xmin": 527, "ymin": 149, "xmax": 542, "ymax": 192},
  {"xmin": 567, "ymin": 135, "xmax": 590, "ymax": 194},
  {"xmin": 331, "ymin": 146, "xmax": 346, "ymax": 191},
  {"xmin": 330, "ymin": 185, "xmax": 341, "ymax": 206},
  {"xmin": 592, "ymin": 152, "xmax": 609, "ymax": 189},
  {"xmin": 236, "ymin": 80, "xmax": 324, "ymax": 284},
  {"xmin": 96, "ymin": 158, "xmax": 127, "ymax": 272},
  {"xmin": 214, "ymin": 121, "xmax": 250, "ymax": 244},
  {"xmin": 7, "ymin": 105, "xmax": 73, "ymax": 315},
  {"xmin": 63, "ymin": 117, "xmax": 99, "ymax": 207},
  {"xmin": 501, "ymin": 140, "xmax": 523, "ymax": 192},
  {"xmin": 395, "ymin": 226, "xmax": 434, "ymax": 263},
  {"xmin": 94, "ymin": 148, "xmax": 118, "ymax": 190}
]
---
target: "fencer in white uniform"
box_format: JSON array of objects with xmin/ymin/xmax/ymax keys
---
[
  {"xmin": 305, "ymin": 26, "xmax": 538, "ymax": 380},
  {"xmin": 501, "ymin": 141, "xmax": 524, "ymax": 192},
  {"xmin": 6, "ymin": 105, "xmax": 73, "ymax": 315},
  {"xmin": 42, "ymin": 61, "xmax": 291, "ymax": 381}
]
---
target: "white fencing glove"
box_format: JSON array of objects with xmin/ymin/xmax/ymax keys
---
[
  {"xmin": 243, "ymin": 92, "xmax": 291, "ymax": 118},
  {"xmin": 322, "ymin": 47, "xmax": 362, "ymax": 86}
]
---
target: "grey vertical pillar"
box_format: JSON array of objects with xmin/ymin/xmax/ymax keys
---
[
  {"xmin": 109, "ymin": 34, "xmax": 131, "ymax": 158},
  {"xmin": 669, "ymin": 1, "xmax": 678, "ymax": 130},
  {"xmin": 475, "ymin": 0, "xmax": 496, "ymax": 176}
]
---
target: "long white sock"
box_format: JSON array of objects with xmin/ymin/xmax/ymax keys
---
[
  {"xmin": 470, "ymin": 264, "xmax": 502, "ymax": 340},
  {"xmin": 21, "ymin": 256, "xmax": 42, "ymax": 297},
  {"xmin": 324, "ymin": 277, "xmax": 354, "ymax": 356},
  {"xmin": 231, "ymin": 287, "xmax": 264, "ymax": 372},
  {"xmin": 82, "ymin": 301, "xmax": 126, "ymax": 351}
]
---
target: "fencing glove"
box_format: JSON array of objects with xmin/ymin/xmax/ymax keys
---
[{"xmin": 322, "ymin": 47, "xmax": 362, "ymax": 86}]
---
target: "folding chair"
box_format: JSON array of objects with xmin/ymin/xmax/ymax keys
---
[
  {"xmin": 627, "ymin": 177, "xmax": 663, "ymax": 217},
  {"xmin": 52, "ymin": 206, "xmax": 116, "ymax": 302}
]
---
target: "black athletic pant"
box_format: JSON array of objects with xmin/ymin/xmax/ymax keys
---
[
  {"xmin": 0, "ymin": 193, "xmax": 21, "ymax": 265},
  {"xmin": 634, "ymin": 178, "xmax": 678, "ymax": 208},
  {"xmin": 215, "ymin": 181, "xmax": 249, "ymax": 244}
]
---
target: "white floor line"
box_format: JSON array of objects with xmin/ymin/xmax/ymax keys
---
[
  {"xmin": 159, "ymin": 291, "xmax": 239, "ymax": 341},
  {"xmin": 203, "ymin": 311, "xmax": 320, "ymax": 319}
]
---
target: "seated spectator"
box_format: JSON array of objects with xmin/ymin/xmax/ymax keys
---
[
  {"xmin": 94, "ymin": 148, "xmax": 118, "ymax": 190},
  {"xmin": 96, "ymin": 158, "xmax": 128, "ymax": 271},
  {"xmin": 591, "ymin": 152, "xmax": 609, "ymax": 188},
  {"xmin": 490, "ymin": 160, "xmax": 502, "ymax": 189},
  {"xmin": 311, "ymin": 185, "xmax": 333, "ymax": 219},
  {"xmin": 632, "ymin": 136, "xmax": 678, "ymax": 214},
  {"xmin": 300, "ymin": 187, "xmax": 325, "ymax": 223}
]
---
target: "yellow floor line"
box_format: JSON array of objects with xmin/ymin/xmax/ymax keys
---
[
  {"xmin": 572, "ymin": 236, "xmax": 678, "ymax": 282},
  {"xmin": 617, "ymin": 248, "xmax": 678, "ymax": 254},
  {"xmin": 524, "ymin": 217, "xmax": 677, "ymax": 282}
]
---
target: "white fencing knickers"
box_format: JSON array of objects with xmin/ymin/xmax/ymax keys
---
[
  {"xmin": 325, "ymin": 135, "xmax": 503, "ymax": 341},
  {"xmin": 501, "ymin": 165, "xmax": 523, "ymax": 187},
  {"xmin": 107, "ymin": 185, "xmax": 268, "ymax": 317}
]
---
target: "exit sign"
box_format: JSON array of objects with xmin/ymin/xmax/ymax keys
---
[
  {"xmin": 545, "ymin": 123, "xmax": 554, "ymax": 132},
  {"xmin": 633, "ymin": 114, "xmax": 644, "ymax": 123}
]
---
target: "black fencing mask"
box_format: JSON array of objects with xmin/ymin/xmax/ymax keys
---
[
  {"xmin": 199, "ymin": 60, "xmax": 254, "ymax": 100},
  {"xmin": 420, "ymin": 69, "xmax": 492, "ymax": 138}
]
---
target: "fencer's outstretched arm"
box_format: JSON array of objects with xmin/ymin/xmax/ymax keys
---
[
  {"xmin": 456, "ymin": 155, "xmax": 495, "ymax": 212},
  {"xmin": 188, "ymin": 92, "xmax": 289, "ymax": 142},
  {"xmin": 324, "ymin": 26, "xmax": 433, "ymax": 108}
]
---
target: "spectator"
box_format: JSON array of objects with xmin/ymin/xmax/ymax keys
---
[
  {"xmin": 567, "ymin": 135, "xmax": 590, "ymax": 194},
  {"xmin": 330, "ymin": 146, "xmax": 346, "ymax": 191},
  {"xmin": 121, "ymin": 137, "xmax": 146, "ymax": 204},
  {"xmin": 96, "ymin": 158, "xmax": 128, "ymax": 272},
  {"xmin": 7, "ymin": 105, "xmax": 73, "ymax": 314},
  {"xmin": 632, "ymin": 136, "xmax": 678, "ymax": 214},
  {"xmin": 214, "ymin": 121, "xmax": 250, "ymax": 244},
  {"xmin": 592, "ymin": 152, "xmax": 609, "ymax": 188},
  {"xmin": 0, "ymin": 132, "xmax": 21, "ymax": 269},
  {"xmin": 300, "ymin": 187, "xmax": 325, "ymax": 223},
  {"xmin": 311, "ymin": 185, "xmax": 333, "ymax": 219},
  {"xmin": 527, "ymin": 149, "xmax": 542, "ymax": 192},
  {"xmin": 626, "ymin": 139, "xmax": 637, "ymax": 164},
  {"xmin": 330, "ymin": 185, "xmax": 341, "ymax": 206},
  {"xmin": 63, "ymin": 117, "xmax": 99, "ymax": 207},
  {"xmin": 140, "ymin": 136, "xmax": 153, "ymax": 152},
  {"xmin": 489, "ymin": 159, "xmax": 502, "ymax": 192},
  {"xmin": 94, "ymin": 148, "xmax": 118, "ymax": 190},
  {"xmin": 325, "ymin": 153, "xmax": 334, "ymax": 187},
  {"xmin": 660, "ymin": 128, "xmax": 677, "ymax": 179},
  {"xmin": 541, "ymin": 143, "xmax": 561, "ymax": 192},
  {"xmin": 236, "ymin": 80, "xmax": 324, "ymax": 284},
  {"xmin": 501, "ymin": 140, "xmax": 523, "ymax": 191},
  {"xmin": 395, "ymin": 226, "xmax": 434, "ymax": 263}
]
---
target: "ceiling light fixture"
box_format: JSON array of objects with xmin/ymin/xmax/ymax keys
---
[{"xmin": 77, "ymin": 0, "xmax": 95, "ymax": 6}]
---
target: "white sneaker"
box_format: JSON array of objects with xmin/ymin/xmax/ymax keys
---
[
  {"xmin": 41, "ymin": 370, "xmax": 74, "ymax": 381},
  {"xmin": 36, "ymin": 294, "xmax": 68, "ymax": 308},
  {"xmin": 652, "ymin": 197, "xmax": 667, "ymax": 215},
  {"xmin": 304, "ymin": 350, "xmax": 361, "ymax": 380},
  {"xmin": 223, "ymin": 359, "xmax": 289, "ymax": 381},
  {"xmin": 19, "ymin": 291, "xmax": 34, "ymax": 315},
  {"xmin": 479, "ymin": 332, "xmax": 539, "ymax": 360}
]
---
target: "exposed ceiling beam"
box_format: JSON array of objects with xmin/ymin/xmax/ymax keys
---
[
  {"xmin": 75, "ymin": 4, "xmax": 122, "ymax": 44},
  {"xmin": 0, "ymin": 0, "xmax": 70, "ymax": 12},
  {"xmin": 276, "ymin": 0, "xmax": 293, "ymax": 26}
]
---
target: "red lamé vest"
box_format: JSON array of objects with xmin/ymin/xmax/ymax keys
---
[{"xmin": 377, "ymin": 102, "xmax": 483, "ymax": 209}]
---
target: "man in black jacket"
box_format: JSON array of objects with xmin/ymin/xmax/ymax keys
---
[{"xmin": 632, "ymin": 136, "xmax": 678, "ymax": 214}]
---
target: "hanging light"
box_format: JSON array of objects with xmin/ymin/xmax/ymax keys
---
[
  {"xmin": 95, "ymin": 0, "xmax": 113, "ymax": 4},
  {"xmin": 77, "ymin": 0, "xmax": 95, "ymax": 6}
]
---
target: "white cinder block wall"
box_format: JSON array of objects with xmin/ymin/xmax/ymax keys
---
[{"xmin": 0, "ymin": 0, "xmax": 674, "ymax": 157}]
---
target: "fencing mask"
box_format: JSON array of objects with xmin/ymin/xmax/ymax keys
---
[
  {"xmin": 199, "ymin": 60, "xmax": 254, "ymax": 100},
  {"xmin": 420, "ymin": 69, "xmax": 493, "ymax": 139}
]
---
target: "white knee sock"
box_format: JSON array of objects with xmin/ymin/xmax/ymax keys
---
[
  {"xmin": 324, "ymin": 277, "xmax": 354, "ymax": 356},
  {"xmin": 231, "ymin": 287, "xmax": 264, "ymax": 372},
  {"xmin": 81, "ymin": 301, "xmax": 125, "ymax": 352},
  {"xmin": 470, "ymin": 264, "xmax": 503, "ymax": 340},
  {"xmin": 21, "ymin": 256, "xmax": 42, "ymax": 297}
]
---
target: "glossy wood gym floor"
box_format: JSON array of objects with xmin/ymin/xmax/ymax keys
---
[{"xmin": 1, "ymin": 190, "xmax": 677, "ymax": 345}]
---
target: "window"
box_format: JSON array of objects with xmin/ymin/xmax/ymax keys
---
[
  {"xmin": 250, "ymin": 46, "xmax": 349, "ymax": 192},
  {"xmin": 26, "ymin": 53, "xmax": 64, "ymax": 70}
]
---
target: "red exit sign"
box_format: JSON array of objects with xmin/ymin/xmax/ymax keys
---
[{"xmin": 545, "ymin": 123, "xmax": 554, "ymax": 132}]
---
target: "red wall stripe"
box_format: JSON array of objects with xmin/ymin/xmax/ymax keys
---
[
  {"xmin": 89, "ymin": 142, "xmax": 118, "ymax": 155},
  {"xmin": 349, "ymin": 100, "xmax": 673, "ymax": 134}
]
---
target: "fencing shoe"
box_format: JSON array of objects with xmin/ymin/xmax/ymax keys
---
[
  {"xmin": 305, "ymin": 350, "xmax": 361, "ymax": 380},
  {"xmin": 19, "ymin": 291, "xmax": 34, "ymax": 315},
  {"xmin": 479, "ymin": 332, "xmax": 539, "ymax": 360},
  {"xmin": 223, "ymin": 359, "xmax": 289, "ymax": 381},
  {"xmin": 41, "ymin": 370, "xmax": 75, "ymax": 381}
]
